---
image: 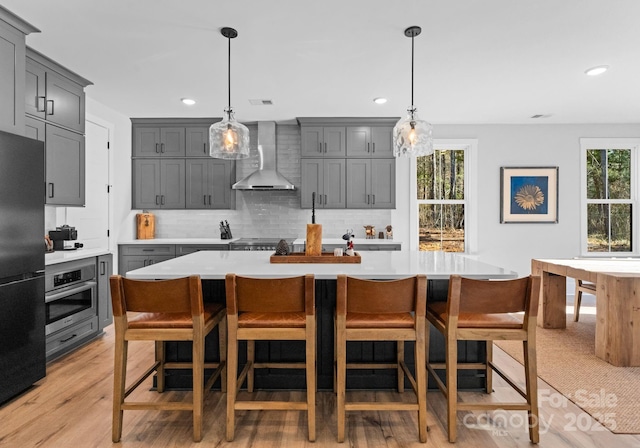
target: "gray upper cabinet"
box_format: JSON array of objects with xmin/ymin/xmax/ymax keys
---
[
  {"xmin": 186, "ymin": 158, "xmax": 235, "ymax": 209},
  {"xmin": 45, "ymin": 125, "xmax": 85, "ymax": 206},
  {"xmin": 186, "ymin": 126, "xmax": 210, "ymax": 157},
  {"xmin": 301, "ymin": 158, "xmax": 346, "ymax": 209},
  {"xmin": 346, "ymin": 126, "xmax": 394, "ymax": 158},
  {"xmin": 0, "ymin": 8, "xmax": 37, "ymax": 135},
  {"xmin": 133, "ymin": 126, "xmax": 185, "ymax": 157},
  {"xmin": 25, "ymin": 48, "xmax": 91, "ymax": 134},
  {"xmin": 133, "ymin": 159, "xmax": 185, "ymax": 209},
  {"xmin": 23, "ymin": 47, "xmax": 91, "ymax": 206},
  {"xmin": 346, "ymin": 158, "xmax": 395, "ymax": 209},
  {"xmin": 301, "ymin": 126, "xmax": 346, "ymax": 157}
]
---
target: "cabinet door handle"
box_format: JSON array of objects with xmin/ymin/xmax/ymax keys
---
[
  {"xmin": 37, "ymin": 96, "xmax": 46, "ymax": 112},
  {"xmin": 149, "ymin": 260, "xmax": 154, "ymax": 265},
  {"xmin": 367, "ymin": 142, "xmax": 370, "ymax": 153},
  {"xmin": 155, "ymin": 143, "xmax": 160, "ymax": 153},
  {"xmin": 372, "ymin": 194, "xmax": 376, "ymax": 205},
  {"xmin": 48, "ymin": 183, "xmax": 54, "ymax": 198},
  {"xmin": 204, "ymin": 142, "xmax": 207, "ymax": 154},
  {"xmin": 324, "ymin": 194, "xmax": 327, "ymax": 204},
  {"xmin": 318, "ymin": 193, "xmax": 322, "ymax": 205},
  {"xmin": 208, "ymin": 195, "xmax": 212, "ymax": 205},
  {"xmin": 324, "ymin": 142, "xmax": 327, "ymax": 153},
  {"xmin": 155, "ymin": 195, "xmax": 160, "ymax": 205},
  {"xmin": 100, "ymin": 261, "xmax": 106, "ymax": 275},
  {"xmin": 160, "ymin": 143, "xmax": 165, "ymax": 153},
  {"xmin": 372, "ymin": 142, "xmax": 375, "ymax": 153},
  {"xmin": 367, "ymin": 194, "xmax": 370, "ymax": 204},
  {"xmin": 60, "ymin": 334, "xmax": 77, "ymax": 343},
  {"xmin": 46, "ymin": 99, "xmax": 54, "ymax": 115},
  {"xmin": 317, "ymin": 142, "xmax": 322, "ymax": 153},
  {"xmin": 161, "ymin": 195, "xmax": 165, "ymax": 205},
  {"xmin": 142, "ymin": 249, "xmax": 154, "ymax": 252}
]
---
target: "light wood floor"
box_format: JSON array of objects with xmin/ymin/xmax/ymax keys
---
[{"xmin": 1, "ymin": 324, "xmax": 639, "ymax": 448}]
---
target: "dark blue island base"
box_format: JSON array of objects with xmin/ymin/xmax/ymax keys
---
[{"xmin": 161, "ymin": 279, "xmax": 487, "ymax": 391}]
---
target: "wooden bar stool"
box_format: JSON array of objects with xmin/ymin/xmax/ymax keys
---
[
  {"xmin": 109, "ymin": 275, "xmax": 226, "ymax": 442},
  {"xmin": 574, "ymin": 279, "xmax": 596, "ymax": 322},
  {"xmin": 225, "ymin": 274, "xmax": 316, "ymax": 442},
  {"xmin": 335, "ymin": 274, "xmax": 427, "ymax": 443},
  {"xmin": 426, "ymin": 275, "xmax": 541, "ymax": 443}
]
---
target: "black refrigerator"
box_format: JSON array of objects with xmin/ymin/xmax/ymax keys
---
[{"xmin": 0, "ymin": 129, "xmax": 46, "ymax": 404}]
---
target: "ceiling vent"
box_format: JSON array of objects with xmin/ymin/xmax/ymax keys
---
[{"xmin": 249, "ymin": 99, "xmax": 274, "ymax": 105}]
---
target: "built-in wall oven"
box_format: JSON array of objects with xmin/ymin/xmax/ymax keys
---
[{"xmin": 44, "ymin": 259, "xmax": 97, "ymax": 337}]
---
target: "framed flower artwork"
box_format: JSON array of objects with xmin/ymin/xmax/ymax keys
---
[{"xmin": 500, "ymin": 166, "xmax": 558, "ymax": 223}]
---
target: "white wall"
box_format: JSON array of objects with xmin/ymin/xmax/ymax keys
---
[{"xmin": 82, "ymin": 97, "xmax": 640, "ymax": 276}]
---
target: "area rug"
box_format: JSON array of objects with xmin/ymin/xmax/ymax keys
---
[{"xmin": 495, "ymin": 313, "xmax": 640, "ymax": 433}]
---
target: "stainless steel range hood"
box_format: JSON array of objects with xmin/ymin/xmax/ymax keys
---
[{"xmin": 232, "ymin": 121, "xmax": 296, "ymax": 190}]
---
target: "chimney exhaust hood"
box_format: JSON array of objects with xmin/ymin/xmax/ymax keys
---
[{"xmin": 232, "ymin": 121, "xmax": 296, "ymax": 190}]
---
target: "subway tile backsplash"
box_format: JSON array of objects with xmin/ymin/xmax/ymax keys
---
[{"xmin": 149, "ymin": 124, "xmax": 392, "ymax": 240}]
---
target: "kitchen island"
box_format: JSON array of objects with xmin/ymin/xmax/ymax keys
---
[{"xmin": 125, "ymin": 250, "xmax": 517, "ymax": 390}]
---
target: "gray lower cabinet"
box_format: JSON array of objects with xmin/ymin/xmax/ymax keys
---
[
  {"xmin": 186, "ymin": 159, "xmax": 235, "ymax": 209},
  {"xmin": 301, "ymin": 158, "xmax": 346, "ymax": 209},
  {"xmin": 346, "ymin": 158, "xmax": 395, "ymax": 209},
  {"xmin": 45, "ymin": 124, "xmax": 85, "ymax": 206},
  {"xmin": 133, "ymin": 159, "xmax": 185, "ymax": 209},
  {"xmin": 118, "ymin": 244, "xmax": 176, "ymax": 275},
  {"xmin": 176, "ymin": 244, "xmax": 229, "ymax": 256},
  {"xmin": 46, "ymin": 315, "xmax": 98, "ymax": 361},
  {"xmin": 97, "ymin": 254, "xmax": 113, "ymax": 331}
]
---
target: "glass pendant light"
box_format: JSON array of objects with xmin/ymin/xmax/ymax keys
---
[
  {"xmin": 210, "ymin": 27, "xmax": 250, "ymax": 159},
  {"xmin": 393, "ymin": 26, "xmax": 434, "ymax": 157}
]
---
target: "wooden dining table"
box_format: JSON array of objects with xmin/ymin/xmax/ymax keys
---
[{"xmin": 531, "ymin": 258, "xmax": 640, "ymax": 367}]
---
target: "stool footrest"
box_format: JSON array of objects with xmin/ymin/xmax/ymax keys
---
[
  {"xmin": 121, "ymin": 402, "xmax": 193, "ymax": 411},
  {"xmin": 346, "ymin": 402, "xmax": 419, "ymax": 411},
  {"xmin": 235, "ymin": 401, "xmax": 309, "ymax": 411}
]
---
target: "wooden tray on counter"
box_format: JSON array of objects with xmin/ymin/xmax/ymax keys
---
[{"xmin": 270, "ymin": 252, "xmax": 361, "ymax": 264}]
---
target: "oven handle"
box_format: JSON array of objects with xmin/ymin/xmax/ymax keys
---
[{"xmin": 45, "ymin": 281, "xmax": 97, "ymax": 303}]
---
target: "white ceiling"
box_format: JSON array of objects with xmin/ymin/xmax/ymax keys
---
[{"xmin": 4, "ymin": 0, "xmax": 640, "ymax": 124}]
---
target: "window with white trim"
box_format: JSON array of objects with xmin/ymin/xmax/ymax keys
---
[
  {"xmin": 412, "ymin": 140, "xmax": 477, "ymax": 253},
  {"xmin": 580, "ymin": 138, "xmax": 639, "ymax": 255}
]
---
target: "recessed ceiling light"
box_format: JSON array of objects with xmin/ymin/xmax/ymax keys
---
[
  {"xmin": 373, "ymin": 97, "xmax": 387, "ymax": 104},
  {"xmin": 584, "ymin": 65, "xmax": 609, "ymax": 76},
  {"xmin": 181, "ymin": 98, "xmax": 196, "ymax": 105}
]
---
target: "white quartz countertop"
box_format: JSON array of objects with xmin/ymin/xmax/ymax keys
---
[
  {"xmin": 118, "ymin": 238, "xmax": 238, "ymax": 245},
  {"xmin": 45, "ymin": 248, "xmax": 112, "ymax": 266},
  {"xmin": 292, "ymin": 238, "xmax": 400, "ymax": 246},
  {"xmin": 125, "ymin": 250, "xmax": 516, "ymax": 280}
]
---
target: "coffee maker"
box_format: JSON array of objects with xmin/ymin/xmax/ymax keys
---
[{"xmin": 48, "ymin": 225, "xmax": 83, "ymax": 251}]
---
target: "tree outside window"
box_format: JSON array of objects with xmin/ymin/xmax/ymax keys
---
[
  {"xmin": 585, "ymin": 149, "xmax": 632, "ymax": 252},
  {"xmin": 417, "ymin": 149, "xmax": 465, "ymax": 252}
]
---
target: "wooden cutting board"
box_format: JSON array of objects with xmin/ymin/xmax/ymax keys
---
[{"xmin": 136, "ymin": 212, "xmax": 155, "ymax": 239}]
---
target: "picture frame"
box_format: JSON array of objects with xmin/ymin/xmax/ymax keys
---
[{"xmin": 500, "ymin": 166, "xmax": 558, "ymax": 223}]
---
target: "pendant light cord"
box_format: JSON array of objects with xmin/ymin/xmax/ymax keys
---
[
  {"xmin": 411, "ymin": 32, "xmax": 414, "ymax": 107},
  {"xmin": 227, "ymin": 34, "xmax": 231, "ymax": 112}
]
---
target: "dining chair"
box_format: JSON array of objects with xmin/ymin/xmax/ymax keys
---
[
  {"xmin": 335, "ymin": 274, "xmax": 428, "ymax": 443},
  {"xmin": 426, "ymin": 274, "xmax": 541, "ymax": 443},
  {"xmin": 109, "ymin": 275, "xmax": 226, "ymax": 442},
  {"xmin": 224, "ymin": 273, "xmax": 316, "ymax": 442},
  {"xmin": 574, "ymin": 279, "xmax": 596, "ymax": 322}
]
